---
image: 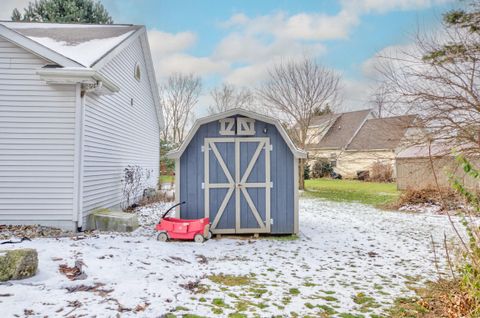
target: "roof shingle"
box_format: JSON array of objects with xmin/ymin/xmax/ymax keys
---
[{"xmin": 347, "ymin": 115, "xmax": 416, "ymax": 150}]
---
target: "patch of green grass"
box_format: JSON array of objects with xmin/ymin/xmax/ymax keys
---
[
  {"xmin": 228, "ymin": 313, "xmax": 247, "ymax": 318},
  {"xmin": 174, "ymin": 306, "xmax": 189, "ymax": 311},
  {"xmin": 183, "ymin": 315, "xmax": 207, "ymax": 318},
  {"xmin": 338, "ymin": 314, "xmax": 365, "ymax": 318},
  {"xmin": 304, "ymin": 302, "xmax": 315, "ymax": 309},
  {"xmin": 353, "ymin": 292, "xmax": 381, "ymax": 312},
  {"xmin": 159, "ymin": 175, "xmax": 174, "ymax": 184},
  {"xmin": 212, "ymin": 298, "xmax": 228, "ymax": 307},
  {"xmin": 304, "ymin": 178, "xmax": 399, "ymax": 207},
  {"xmin": 211, "ymin": 307, "xmax": 223, "ymax": 315},
  {"xmin": 208, "ymin": 274, "xmax": 253, "ymax": 286},
  {"xmin": 321, "ymin": 295, "xmax": 338, "ymax": 302},
  {"xmin": 387, "ymin": 296, "xmax": 430, "ymax": 317},
  {"xmin": 318, "ymin": 304, "xmax": 337, "ymax": 315},
  {"xmin": 288, "ymin": 288, "xmax": 300, "ymax": 295}
]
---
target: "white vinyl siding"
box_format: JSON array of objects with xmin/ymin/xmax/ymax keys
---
[
  {"xmin": 0, "ymin": 36, "xmax": 76, "ymax": 227},
  {"xmin": 82, "ymin": 35, "xmax": 160, "ymax": 216}
]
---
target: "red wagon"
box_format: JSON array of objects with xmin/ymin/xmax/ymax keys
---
[{"xmin": 155, "ymin": 202, "xmax": 212, "ymax": 243}]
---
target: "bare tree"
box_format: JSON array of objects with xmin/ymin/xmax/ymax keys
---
[
  {"xmin": 258, "ymin": 57, "xmax": 341, "ymax": 189},
  {"xmin": 208, "ymin": 83, "xmax": 255, "ymax": 114},
  {"xmin": 160, "ymin": 73, "xmax": 201, "ymax": 144},
  {"xmin": 370, "ymin": 83, "xmax": 389, "ymax": 118},
  {"xmin": 376, "ymin": 4, "xmax": 480, "ymax": 156}
]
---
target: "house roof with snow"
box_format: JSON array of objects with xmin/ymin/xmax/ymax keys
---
[
  {"xmin": 346, "ymin": 115, "xmax": 417, "ymax": 151},
  {"xmin": 0, "ymin": 21, "xmax": 141, "ymax": 67}
]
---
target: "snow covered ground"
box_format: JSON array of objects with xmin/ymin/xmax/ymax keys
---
[{"xmin": 0, "ymin": 198, "xmax": 461, "ymax": 317}]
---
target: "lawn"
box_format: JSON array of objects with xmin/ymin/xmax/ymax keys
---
[
  {"xmin": 159, "ymin": 175, "xmax": 174, "ymax": 184},
  {"xmin": 304, "ymin": 178, "xmax": 400, "ymax": 207}
]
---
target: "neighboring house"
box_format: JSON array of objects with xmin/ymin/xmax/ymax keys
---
[
  {"xmin": 0, "ymin": 22, "xmax": 164, "ymax": 230},
  {"xmin": 167, "ymin": 109, "xmax": 307, "ymax": 235},
  {"xmin": 306, "ymin": 109, "xmax": 416, "ymax": 178}
]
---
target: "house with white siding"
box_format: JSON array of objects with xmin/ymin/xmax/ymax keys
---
[{"xmin": 0, "ymin": 22, "xmax": 164, "ymax": 230}]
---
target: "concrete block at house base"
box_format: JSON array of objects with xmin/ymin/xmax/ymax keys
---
[
  {"xmin": 0, "ymin": 248, "xmax": 38, "ymax": 281},
  {"xmin": 89, "ymin": 210, "xmax": 139, "ymax": 232}
]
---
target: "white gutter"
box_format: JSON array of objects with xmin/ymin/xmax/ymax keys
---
[{"xmin": 37, "ymin": 68, "xmax": 120, "ymax": 94}]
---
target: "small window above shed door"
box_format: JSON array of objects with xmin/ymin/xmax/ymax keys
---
[
  {"xmin": 237, "ymin": 117, "xmax": 255, "ymax": 135},
  {"xmin": 219, "ymin": 118, "xmax": 235, "ymax": 135}
]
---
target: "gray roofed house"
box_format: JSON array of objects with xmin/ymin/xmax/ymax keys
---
[
  {"xmin": 306, "ymin": 110, "xmax": 418, "ymax": 179},
  {"xmin": 347, "ymin": 115, "xmax": 417, "ymax": 150},
  {"xmin": 307, "ymin": 109, "xmax": 373, "ymax": 150}
]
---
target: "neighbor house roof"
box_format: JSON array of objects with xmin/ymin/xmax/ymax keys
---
[
  {"xmin": 347, "ymin": 115, "xmax": 417, "ymax": 151},
  {"xmin": 308, "ymin": 109, "xmax": 373, "ymax": 150},
  {"xmin": 0, "ymin": 21, "xmax": 141, "ymax": 67}
]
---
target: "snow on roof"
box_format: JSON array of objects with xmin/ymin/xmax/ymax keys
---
[{"xmin": 0, "ymin": 21, "xmax": 140, "ymax": 67}]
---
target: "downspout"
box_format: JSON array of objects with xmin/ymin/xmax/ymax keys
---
[{"xmin": 73, "ymin": 84, "xmax": 86, "ymax": 230}]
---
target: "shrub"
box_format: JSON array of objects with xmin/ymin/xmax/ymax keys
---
[
  {"xmin": 450, "ymin": 155, "xmax": 480, "ymax": 315},
  {"xmin": 121, "ymin": 165, "xmax": 153, "ymax": 211},
  {"xmin": 311, "ymin": 158, "xmax": 333, "ymax": 178},
  {"xmin": 369, "ymin": 161, "xmax": 393, "ymax": 182},
  {"xmin": 304, "ymin": 163, "xmax": 311, "ymax": 180}
]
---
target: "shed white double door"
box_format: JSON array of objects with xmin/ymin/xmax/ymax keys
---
[{"xmin": 204, "ymin": 137, "xmax": 271, "ymax": 234}]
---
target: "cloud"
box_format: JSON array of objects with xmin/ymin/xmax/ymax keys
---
[
  {"xmin": 154, "ymin": 53, "xmax": 229, "ymax": 80},
  {"xmin": 340, "ymin": 0, "xmax": 453, "ymax": 14},
  {"xmin": 223, "ymin": 62, "xmax": 271, "ymax": 87},
  {"xmin": 0, "ymin": 0, "xmax": 31, "ymax": 20},
  {"xmin": 147, "ymin": 29, "xmax": 196, "ymax": 55},
  {"xmin": 222, "ymin": 10, "xmax": 359, "ymax": 41},
  {"xmin": 147, "ymin": 30, "xmax": 228, "ymax": 81},
  {"xmin": 214, "ymin": 32, "xmax": 326, "ymax": 64}
]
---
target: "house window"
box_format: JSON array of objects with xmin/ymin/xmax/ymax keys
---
[
  {"xmin": 329, "ymin": 153, "xmax": 337, "ymax": 167},
  {"xmin": 134, "ymin": 63, "xmax": 141, "ymax": 81}
]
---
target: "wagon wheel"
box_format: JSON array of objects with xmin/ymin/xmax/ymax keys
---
[
  {"xmin": 157, "ymin": 232, "xmax": 169, "ymax": 242},
  {"xmin": 207, "ymin": 230, "xmax": 213, "ymax": 240},
  {"xmin": 194, "ymin": 234, "xmax": 205, "ymax": 243}
]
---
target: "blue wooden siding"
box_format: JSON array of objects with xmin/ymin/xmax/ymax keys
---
[{"xmin": 179, "ymin": 116, "xmax": 294, "ymax": 234}]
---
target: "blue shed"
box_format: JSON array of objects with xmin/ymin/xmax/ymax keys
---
[{"xmin": 167, "ymin": 109, "xmax": 307, "ymax": 235}]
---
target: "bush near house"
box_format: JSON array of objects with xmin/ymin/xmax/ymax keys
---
[
  {"xmin": 369, "ymin": 161, "xmax": 393, "ymax": 182},
  {"xmin": 311, "ymin": 158, "xmax": 333, "ymax": 178}
]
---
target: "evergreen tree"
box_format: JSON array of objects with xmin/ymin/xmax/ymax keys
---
[{"xmin": 11, "ymin": 0, "xmax": 113, "ymax": 24}]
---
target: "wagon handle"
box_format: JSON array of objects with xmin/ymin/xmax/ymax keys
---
[{"xmin": 161, "ymin": 201, "xmax": 186, "ymax": 219}]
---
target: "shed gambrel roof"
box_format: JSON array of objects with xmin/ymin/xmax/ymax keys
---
[
  {"xmin": 167, "ymin": 109, "xmax": 307, "ymax": 159},
  {"xmin": 0, "ymin": 21, "xmax": 164, "ymax": 129}
]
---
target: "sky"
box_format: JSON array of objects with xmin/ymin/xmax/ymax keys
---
[{"xmin": 0, "ymin": 0, "xmax": 459, "ymax": 115}]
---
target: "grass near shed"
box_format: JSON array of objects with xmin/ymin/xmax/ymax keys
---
[
  {"xmin": 159, "ymin": 175, "xmax": 174, "ymax": 184},
  {"xmin": 304, "ymin": 178, "xmax": 400, "ymax": 207}
]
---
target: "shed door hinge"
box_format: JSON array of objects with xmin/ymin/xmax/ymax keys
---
[
  {"xmin": 201, "ymin": 182, "xmax": 205, "ymax": 189},
  {"xmin": 270, "ymin": 144, "xmax": 273, "ymax": 151},
  {"xmin": 270, "ymin": 182, "xmax": 273, "ymax": 188},
  {"xmin": 201, "ymin": 146, "xmax": 205, "ymax": 152},
  {"xmin": 270, "ymin": 218, "xmax": 273, "ymax": 225}
]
